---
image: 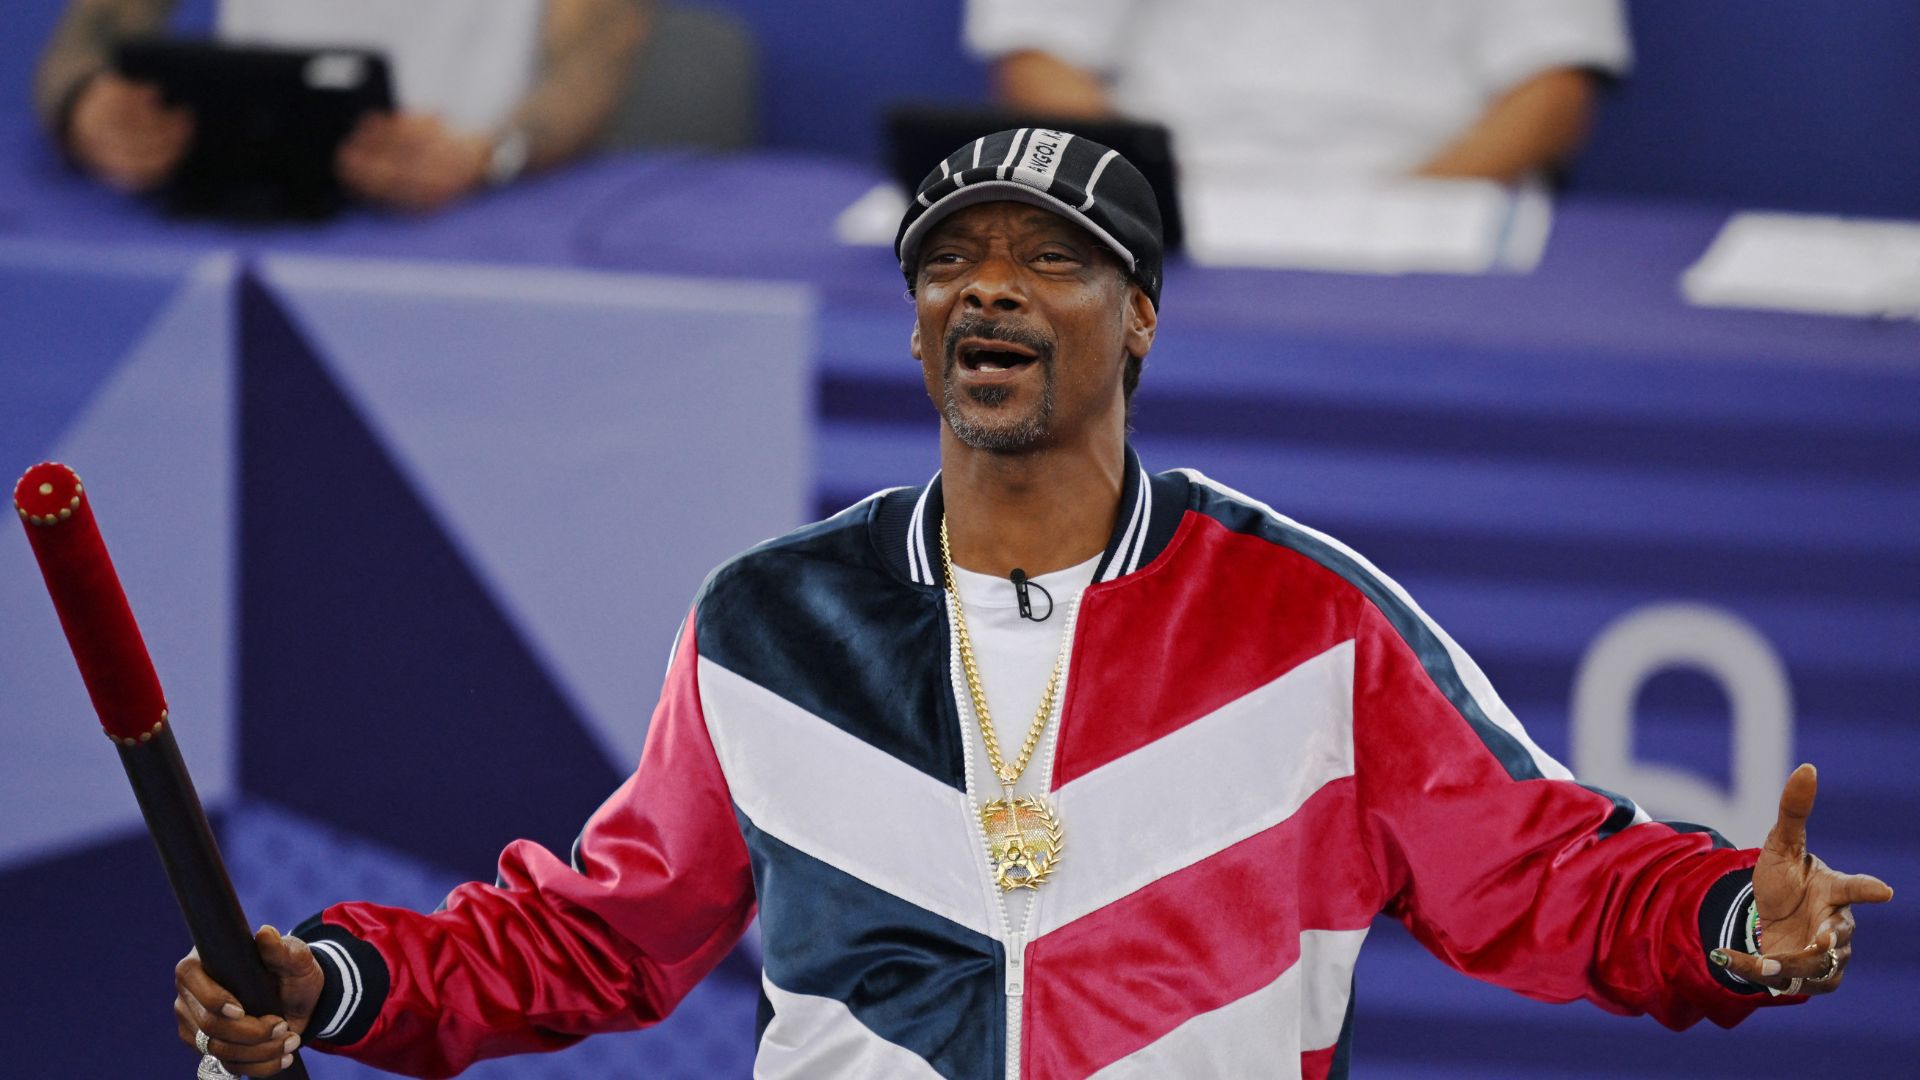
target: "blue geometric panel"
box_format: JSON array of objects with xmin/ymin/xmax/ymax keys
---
[
  {"xmin": 236, "ymin": 270, "xmax": 624, "ymax": 874},
  {"xmin": 0, "ymin": 243, "xmax": 188, "ymax": 469},
  {"xmin": 0, "ymin": 822, "xmax": 209, "ymax": 1070},
  {"xmin": 256, "ymin": 254, "xmax": 814, "ymax": 772}
]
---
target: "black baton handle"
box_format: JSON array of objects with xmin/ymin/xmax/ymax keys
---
[{"xmin": 121, "ymin": 726, "xmax": 311, "ymax": 1079}]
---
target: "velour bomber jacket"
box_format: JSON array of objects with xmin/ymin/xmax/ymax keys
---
[{"xmin": 294, "ymin": 446, "xmax": 1784, "ymax": 1079}]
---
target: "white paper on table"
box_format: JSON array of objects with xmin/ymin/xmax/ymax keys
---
[
  {"xmin": 836, "ymin": 182, "xmax": 911, "ymax": 247},
  {"xmin": 1681, "ymin": 212, "xmax": 1920, "ymax": 319},
  {"xmin": 1181, "ymin": 177, "xmax": 1552, "ymax": 276}
]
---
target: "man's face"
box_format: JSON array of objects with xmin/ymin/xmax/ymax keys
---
[{"xmin": 910, "ymin": 201, "xmax": 1154, "ymax": 453}]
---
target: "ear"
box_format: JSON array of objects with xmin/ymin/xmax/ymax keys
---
[
  {"xmin": 1123, "ymin": 284, "xmax": 1157, "ymax": 361},
  {"xmin": 910, "ymin": 320, "xmax": 923, "ymax": 362}
]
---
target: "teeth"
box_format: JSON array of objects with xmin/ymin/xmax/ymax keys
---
[{"xmin": 965, "ymin": 348, "xmax": 1030, "ymax": 372}]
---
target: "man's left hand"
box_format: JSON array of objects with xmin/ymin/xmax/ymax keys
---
[
  {"xmin": 336, "ymin": 112, "xmax": 491, "ymax": 212},
  {"xmin": 1712, "ymin": 763, "xmax": 1894, "ymax": 994}
]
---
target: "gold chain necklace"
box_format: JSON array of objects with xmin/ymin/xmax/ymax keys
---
[{"xmin": 941, "ymin": 516, "xmax": 1065, "ymax": 892}]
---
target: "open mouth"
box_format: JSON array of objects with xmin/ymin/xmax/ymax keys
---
[{"xmin": 956, "ymin": 339, "xmax": 1041, "ymax": 373}]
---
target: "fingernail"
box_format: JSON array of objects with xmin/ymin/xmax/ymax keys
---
[
  {"xmin": 221, "ymin": 1002, "xmax": 244, "ymax": 1019},
  {"xmin": 281, "ymin": 1055, "xmax": 294, "ymax": 1069},
  {"xmin": 1761, "ymin": 958, "xmax": 1781, "ymax": 976},
  {"xmin": 1708, "ymin": 950, "xmax": 1729, "ymax": 967},
  {"xmin": 285, "ymin": 1034, "xmax": 301, "ymax": 1053},
  {"xmin": 272, "ymin": 1021, "xmax": 288, "ymax": 1038}
]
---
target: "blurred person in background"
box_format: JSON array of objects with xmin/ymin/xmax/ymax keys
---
[
  {"xmin": 33, "ymin": 0, "xmax": 650, "ymax": 211},
  {"xmin": 967, "ymin": 0, "xmax": 1628, "ymax": 186}
]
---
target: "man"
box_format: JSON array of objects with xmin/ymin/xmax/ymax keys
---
[
  {"xmin": 35, "ymin": 0, "xmax": 648, "ymax": 211},
  {"xmin": 967, "ymin": 0, "xmax": 1629, "ymax": 185},
  {"xmin": 174, "ymin": 130, "xmax": 1892, "ymax": 1079}
]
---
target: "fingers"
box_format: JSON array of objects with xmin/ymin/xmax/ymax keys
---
[
  {"xmin": 1821, "ymin": 908, "xmax": 1856, "ymax": 950},
  {"xmin": 1711, "ymin": 946, "xmax": 1781, "ymax": 987},
  {"xmin": 1829, "ymin": 872, "xmax": 1895, "ymax": 906},
  {"xmin": 1764, "ymin": 762, "xmax": 1818, "ymax": 858},
  {"xmin": 175, "ymin": 952, "xmax": 282, "ymax": 1041},
  {"xmin": 337, "ymin": 127, "xmax": 484, "ymax": 211},
  {"xmin": 175, "ymin": 947, "xmax": 304, "ymax": 1077},
  {"xmin": 1769, "ymin": 939, "xmax": 1846, "ymax": 982},
  {"xmin": 256, "ymin": 925, "xmax": 326, "ymax": 1030},
  {"xmin": 341, "ymin": 112, "xmax": 398, "ymax": 159},
  {"xmin": 71, "ymin": 76, "xmax": 193, "ymax": 191},
  {"xmin": 1795, "ymin": 940, "xmax": 1852, "ymax": 996},
  {"xmin": 1711, "ymin": 946, "xmax": 1776, "ymax": 982},
  {"xmin": 1713, "ymin": 936, "xmax": 1854, "ymax": 997},
  {"xmin": 337, "ymin": 117, "xmax": 419, "ymax": 206},
  {"xmin": 91, "ymin": 133, "xmax": 189, "ymax": 190},
  {"xmin": 337, "ymin": 142, "xmax": 402, "ymax": 203},
  {"xmin": 256, "ymin": 924, "xmax": 292, "ymax": 968},
  {"xmin": 176, "ymin": 998, "xmax": 300, "ymax": 1069},
  {"xmin": 340, "ymin": 110, "xmax": 432, "ymax": 161}
]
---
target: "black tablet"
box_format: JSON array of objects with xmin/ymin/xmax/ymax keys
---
[
  {"xmin": 884, "ymin": 104, "xmax": 1184, "ymax": 252},
  {"xmin": 115, "ymin": 38, "xmax": 394, "ymax": 221}
]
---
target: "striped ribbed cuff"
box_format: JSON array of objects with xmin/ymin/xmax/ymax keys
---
[
  {"xmin": 1698, "ymin": 869, "xmax": 1766, "ymax": 995},
  {"xmin": 292, "ymin": 914, "xmax": 391, "ymax": 1046}
]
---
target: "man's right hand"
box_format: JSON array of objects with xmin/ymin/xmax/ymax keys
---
[
  {"xmin": 66, "ymin": 72, "xmax": 192, "ymax": 192},
  {"xmin": 174, "ymin": 925, "xmax": 325, "ymax": 1078}
]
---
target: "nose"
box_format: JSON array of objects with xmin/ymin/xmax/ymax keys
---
[{"xmin": 962, "ymin": 249, "xmax": 1026, "ymax": 313}]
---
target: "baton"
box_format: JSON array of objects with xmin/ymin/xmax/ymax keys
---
[{"xmin": 14, "ymin": 463, "xmax": 310, "ymax": 1079}]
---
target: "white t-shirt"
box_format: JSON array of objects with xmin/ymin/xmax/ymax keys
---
[
  {"xmin": 949, "ymin": 552, "xmax": 1101, "ymax": 932},
  {"xmin": 217, "ymin": 0, "xmax": 542, "ymax": 135},
  {"xmin": 966, "ymin": 0, "xmax": 1631, "ymax": 184}
]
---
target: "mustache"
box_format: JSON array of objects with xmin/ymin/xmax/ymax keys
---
[{"xmin": 943, "ymin": 317, "xmax": 1055, "ymax": 365}]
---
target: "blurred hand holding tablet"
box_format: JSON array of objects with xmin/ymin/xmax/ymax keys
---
[{"xmin": 114, "ymin": 38, "xmax": 394, "ymax": 221}]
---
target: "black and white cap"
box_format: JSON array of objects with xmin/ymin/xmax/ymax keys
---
[{"xmin": 895, "ymin": 128, "xmax": 1164, "ymax": 308}]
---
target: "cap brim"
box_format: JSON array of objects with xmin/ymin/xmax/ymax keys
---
[{"xmin": 897, "ymin": 180, "xmax": 1138, "ymax": 279}]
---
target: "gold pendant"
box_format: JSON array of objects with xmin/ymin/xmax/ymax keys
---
[{"xmin": 982, "ymin": 795, "xmax": 1063, "ymax": 891}]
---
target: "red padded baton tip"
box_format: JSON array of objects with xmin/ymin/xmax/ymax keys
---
[{"xmin": 14, "ymin": 462, "xmax": 169, "ymax": 743}]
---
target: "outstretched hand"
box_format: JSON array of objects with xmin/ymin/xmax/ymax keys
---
[
  {"xmin": 1711, "ymin": 763, "xmax": 1894, "ymax": 994},
  {"xmin": 174, "ymin": 925, "xmax": 325, "ymax": 1076}
]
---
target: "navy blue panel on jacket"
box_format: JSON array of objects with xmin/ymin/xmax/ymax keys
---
[
  {"xmin": 694, "ymin": 496, "xmax": 967, "ymax": 790},
  {"xmin": 740, "ymin": 813, "xmax": 1003, "ymax": 1080}
]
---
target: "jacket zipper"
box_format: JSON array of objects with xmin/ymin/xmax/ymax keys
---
[{"xmin": 946, "ymin": 590, "xmax": 1084, "ymax": 1080}]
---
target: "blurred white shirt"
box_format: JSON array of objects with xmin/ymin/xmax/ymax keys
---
[
  {"xmin": 217, "ymin": 0, "xmax": 542, "ymax": 135},
  {"xmin": 966, "ymin": 0, "xmax": 1631, "ymax": 185}
]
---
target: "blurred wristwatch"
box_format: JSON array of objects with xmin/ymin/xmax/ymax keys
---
[{"xmin": 485, "ymin": 127, "xmax": 532, "ymax": 187}]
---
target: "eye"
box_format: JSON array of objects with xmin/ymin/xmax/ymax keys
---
[{"xmin": 1033, "ymin": 250, "xmax": 1079, "ymax": 267}]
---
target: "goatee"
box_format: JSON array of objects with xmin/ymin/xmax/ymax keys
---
[{"xmin": 942, "ymin": 318, "xmax": 1056, "ymax": 452}]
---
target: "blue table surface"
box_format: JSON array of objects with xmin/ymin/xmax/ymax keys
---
[{"xmin": 4, "ymin": 132, "xmax": 1916, "ymax": 375}]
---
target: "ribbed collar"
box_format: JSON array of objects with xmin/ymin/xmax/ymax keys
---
[{"xmin": 877, "ymin": 445, "xmax": 1187, "ymax": 588}]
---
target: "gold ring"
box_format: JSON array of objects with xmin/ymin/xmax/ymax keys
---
[{"xmin": 1816, "ymin": 946, "xmax": 1841, "ymax": 981}]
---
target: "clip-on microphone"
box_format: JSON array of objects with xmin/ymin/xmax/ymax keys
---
[{"xmin": 1009, "ymin": 568, "xmax": 1054, "ymax": 622}]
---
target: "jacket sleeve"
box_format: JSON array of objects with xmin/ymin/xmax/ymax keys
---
[
  {"xmin": 291, "ymin": 608, "xmax": 757, "ymax": 1078},
  {"xmin": 1348, "ymin": 598, "xmax": 1790, "ymax": 1029}
]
